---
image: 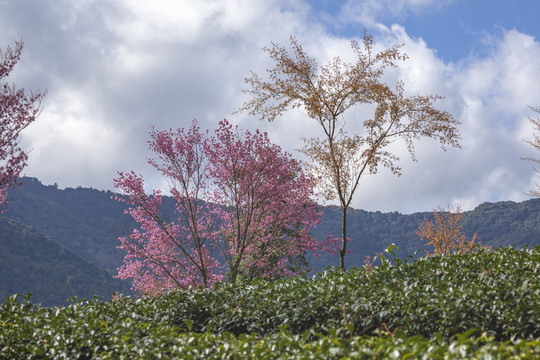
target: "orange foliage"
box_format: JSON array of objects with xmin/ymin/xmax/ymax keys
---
[
  {"xmin": 238, "ymin": 33, "xmax": 462, "ymax": 268},
  {"xmin": 416, "ymin": 205, "xmax": 489, "ymax": 256},
  {"xmin": 522, "ymin": 106, "xmax": 540, "ymax": 197}
]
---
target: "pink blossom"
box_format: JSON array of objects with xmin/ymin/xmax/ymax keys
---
[
  {"xmin": 114, "ymin": 119, "xmax": 326, "ymax": 295},
  {"xmin": 0, "ymin": 41, "xmax": 46, "ymax": 211}
]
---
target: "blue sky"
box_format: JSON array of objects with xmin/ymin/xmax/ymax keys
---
[
  {"xmin": 1, "ymin": 0, "xmax": 540, "ymax": 213},
  {"xmin": 312, "ymin": 0, "xmax": 540, "ymax": 62},
  {"xmin": 388, "ymin": 1, "xmax": 539, "ymax": 61}
]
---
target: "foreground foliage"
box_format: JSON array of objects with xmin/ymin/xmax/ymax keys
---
[
  {"xmin": 1, "ymin": 321, "xmax": 539, "ymax": 360},
  {"xmin": 1, "ymin": 246, "xmax": 539, "ymax": 358}
]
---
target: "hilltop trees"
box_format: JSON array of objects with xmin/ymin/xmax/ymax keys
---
[
  {"xmin": 238, "ymin": 34, "xmax": 461, "ymax": 268},
  {"xmin": 114, "ymin": 120, "xmax": 321, "ymax": 296},
  {"xmin": 0, "ymin": 41, "xmax": 46, "ymax": 209}
]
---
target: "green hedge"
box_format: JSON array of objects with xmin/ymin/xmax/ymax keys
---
[
  {"xmin": 2, "ymin": 323, "xmax": 540, "ymax": 359},
  {"xmin": 1, "ymin": 246, "xmax": 539, "ymax": 359}
]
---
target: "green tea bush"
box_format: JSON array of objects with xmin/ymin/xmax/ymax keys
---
[
  {"xmin": 97, "ymin": 245, "xmax": 537, "ymax": 340},
  {"xmin": 1, "ymin": 246, "xmax": 539, "ymax": 359}
]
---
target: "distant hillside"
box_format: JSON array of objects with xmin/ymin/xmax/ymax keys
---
[
  {"xmin": 3, "ymin": 177, "xmax": 134, "ymax": 275},
  {"xmin": 2, "ymin": 177, "xmax": 539, "ymax": 303},
  {"xmin": 0, "ymin": 217, "xmax": 130, "ymax": 307},
  {"xmin": 310, "ymin": 201, "xmax": 540, "ymax": 270}
]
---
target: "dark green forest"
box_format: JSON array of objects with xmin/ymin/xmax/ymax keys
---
[
  {"xmin": 1, "ymin": 177, "xmax": 539, "ymax": 306},
  {"xmin": 0, "ymin": 218, "xmax": 129, "ymax": 307}
]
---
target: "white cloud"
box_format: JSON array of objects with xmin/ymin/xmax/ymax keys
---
[
  {"xmin": 278, "ymin": 24, "xmax": 540, "ymax": 213},
  {"xmin": 21, "ymin": 86, "xmax": 126, "ymax": 188},
  {"xmin": 3, "ymin": 0, "xmax": 321, "ymax": 188},
  {"xmin": 2, "ymin": 0, "xmax": 540, "ymax": 214},
  {"xmin": 349, "ymin": 27, "xmax": 540, "ymax": 212}
]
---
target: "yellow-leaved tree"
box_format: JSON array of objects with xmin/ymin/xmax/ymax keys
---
[
  {"xmin": 416, "ymin": 205, "xmax": 488, "ymax": 256},
  {"xmin": 522, "ymin": 106, "xmax": 540, "ymax": 197},
  {"xmin": 237, "ymin": 34, "xmax": 462, "ymax": 269}
]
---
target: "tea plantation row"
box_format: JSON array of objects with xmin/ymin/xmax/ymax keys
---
[{"xmin": 1, "ymin": 246, "xmax": 539, "ymax": 359}]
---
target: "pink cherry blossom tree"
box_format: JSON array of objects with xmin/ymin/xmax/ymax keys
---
[
  {"xmin": 0, "ymin": 41, "xmax": 46, "ymax": 208},
  {"xmin": 114, "ymin": 119, "xmax": 321, "ymax": 295},
  {"xmin": 207, "ymin": 120, "xmax": 321, "ymax": 282}
]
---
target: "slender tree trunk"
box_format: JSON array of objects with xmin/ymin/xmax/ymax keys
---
[{"xmin": 339, "ymin": 206, "xmax": 347, "ymax": 269}]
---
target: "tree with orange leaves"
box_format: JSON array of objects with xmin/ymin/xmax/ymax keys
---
[
  {"xmin": 237, "ymin": 33, "xmax": 461, "ymax": 269},
  {"xmin": 522, "ymin": 106, "xmax": 540, "ymax": 197},
  {"xmin": 416, "ymin": 204, "xmax": 487, "ymax": 256}
]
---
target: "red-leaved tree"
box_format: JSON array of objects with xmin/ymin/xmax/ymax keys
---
[
  {"xmin": 0, "ymin": 41, "xmax": 46, "ymax": 208},
  {"xmin": 114, "ymin": 119, "xmax": 321, "ymax": 295}
]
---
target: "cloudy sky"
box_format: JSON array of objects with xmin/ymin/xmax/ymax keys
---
[{"xmin": 1, "ymin": 0, "xmax": 540, "ymax": 214}]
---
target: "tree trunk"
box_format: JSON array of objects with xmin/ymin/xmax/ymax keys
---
[{"xmin": 339, "ymin": 206, "xmax": 347, "ymax": 269}]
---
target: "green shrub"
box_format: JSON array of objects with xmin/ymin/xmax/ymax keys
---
[{"xmin": 1, "ymin": 246, "xmax": 539, "ymax": 358}]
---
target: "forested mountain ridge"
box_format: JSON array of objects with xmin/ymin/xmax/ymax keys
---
[
  {"xmin": 3, "ymin": 178, "xmax": 134, "ymax": 275},
  {"xmin": 0, "ymin": 217, "xmax": 130, "ymax": 307},
  {"xmin": 311, "ymin": 200, "xmax": 540, "ymax": 269},
  {"xmin": 1, "ymin": 177, "xmax": 539, "ymax": 306}
]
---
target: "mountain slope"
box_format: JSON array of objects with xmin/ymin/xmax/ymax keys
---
[
  {"xmin": 3, "ymin": 177, "xmax": 539, "ymax": 284},
  {"xmin": 311, "ymin": 200, "xmax": 540, "ymax": 269},
  {"xmin": 3, "ymin": 178, "xmax": 133, "ymax": 275},
  {"xmin": 0, "ymin": 217, "xmax": 130, "ymax": 307}
]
